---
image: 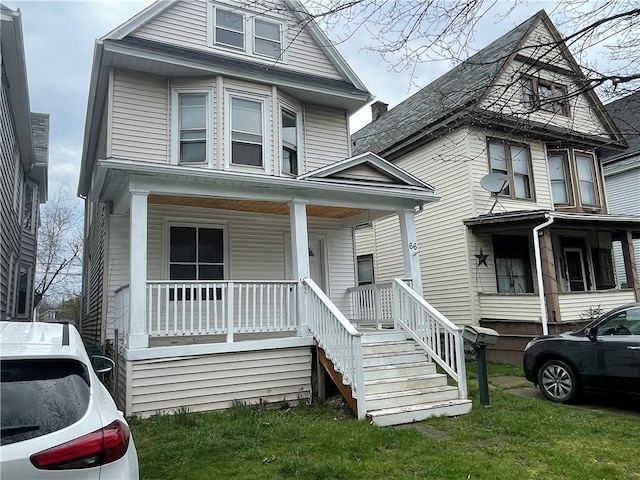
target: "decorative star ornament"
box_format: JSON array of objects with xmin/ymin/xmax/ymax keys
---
[{"xmin": 475, "ymin": 250, "xmax": 489, "ymax": 267}]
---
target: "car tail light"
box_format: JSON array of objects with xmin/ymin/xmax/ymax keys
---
[{"xmin": 30, "ymin": 420, "xmax": 130, "ymax": 470}]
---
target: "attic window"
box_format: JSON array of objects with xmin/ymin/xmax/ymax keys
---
[
  {"xmin": 522, "ymin": 78, "xmax": 570, "ymax": 116},
  {"xmin": 214, "ymin": 8, "xmax": 245, "ymax": 50}
]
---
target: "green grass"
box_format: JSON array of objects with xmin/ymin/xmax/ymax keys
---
[{"xmin": 130, "ymin": 364, "xmax": 640, "ymax": 480}]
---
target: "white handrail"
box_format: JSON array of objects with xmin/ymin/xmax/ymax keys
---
[
  {"xmin": 392, "ymin": 279, "xmax": 468, "ymax": 399},
  {"xmin": 303, "ymin": 278, "xmax": 366, "ymax": 419}
]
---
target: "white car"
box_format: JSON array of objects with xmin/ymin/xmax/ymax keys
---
[{"xmin": 0, "ymin": 321, "xmax": 139, "ymax": 479}]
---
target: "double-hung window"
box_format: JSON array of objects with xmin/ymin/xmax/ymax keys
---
[
  {"xmin": 548, "ymin": 149, "xmax": 600, "ymax": 209},
  {"xmin": 493, "ymin": 235, "xmax": 533, "ymax": 294},
  {"xmin": 179, "ymin": 94, "xmax": 207, "ymax": 164},
  {"xmin": 231, "ymin": 97, "xmax": 264, "ymax": 168},
  {"xmin": 170, "ymin": 226, "xmax": 224, "ymax": 281},
  {"xmin": 487, "ymin": 139, "xmax": 533, "ymax": 200},
  {"xmin": 281, "ymin": 108, "xmax": 298, "ymax": 175},
  {"xmin": 214, "ymin": 8, "xmax": 245, "ymax": 50},
  {"xmin": 522, "ymin": 78, "xmax": 570, "ymax": 116},
  {"xmin": 211, "ymin": 5, "xmax": 285, "ymax": 60}
]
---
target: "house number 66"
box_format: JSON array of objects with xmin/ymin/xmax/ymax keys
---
[{"xmin": 409, "ymin": 242, "xmax": 419, "ymax": 254}]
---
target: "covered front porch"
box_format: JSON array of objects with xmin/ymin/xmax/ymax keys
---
[
  {"xmin": 465, "ymin": 209, "xmax": 640, "ymax": 362},
  {"xmin": 95, "ymin": 156, "xmax": 470, "ymax": 422}
]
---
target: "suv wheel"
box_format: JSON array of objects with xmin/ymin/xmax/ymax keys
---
[{"xmin": 537, "ymin": 359, "xmax": 579, "ymax": 403}]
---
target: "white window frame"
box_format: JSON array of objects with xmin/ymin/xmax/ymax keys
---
[
  {"xmin": 171, "ymin": 87, "xmax": 214, "ymax": 166},
  {"xmin": 225, "ymin": 91, "xmax": 270, "ymax": 173},
  {"xmin": 208, "ymin": 3, "xmax": 287, "ymax": 62},
  {"xmin": 279, "ymin": 104, "xmax": 302, "ymax": 176},
  {"xmin": 162, "ymin": 219, "xmax": 230, "ymax": 281}
]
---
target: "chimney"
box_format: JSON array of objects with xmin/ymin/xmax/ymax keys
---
[{"xmin": 370, "ymin": 101, "xmax": 388, "ymax": 121}]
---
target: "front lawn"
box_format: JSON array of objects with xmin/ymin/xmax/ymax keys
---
[{"xmin": 130, "ymin": 364, "xmax": 640, "ymax": 480}]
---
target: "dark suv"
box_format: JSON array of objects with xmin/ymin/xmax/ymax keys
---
[{"xmin": 523, "ymin": 303, "xmax": 640, "ymax": 403}]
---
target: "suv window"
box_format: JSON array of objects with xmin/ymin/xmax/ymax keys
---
[{"xmin": 1, "ymin": 359, "xmax": 90, "ymax": 445}]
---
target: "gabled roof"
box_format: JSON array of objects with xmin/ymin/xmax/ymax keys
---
[
  {"xmin": 301, "ymin": 152, "xmax": 435, "ymax": 192},
  {"xmin": 352, "ymin": 10, "xmax": 625, "ymax": 159},
  {"xmin": 600, "ymin": 91, "xmax": 640, "ymax": 167}
]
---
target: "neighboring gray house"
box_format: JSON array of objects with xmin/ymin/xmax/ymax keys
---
[
  {"xmin": 78, "ymin": 0, "xmax": 471, "ymax": 425},
  {"xmin": 353, "ymin": 10, "xmax": 640, "ymax": 363},
  {"xmin": 1, "ymin": 4, "xmax": 49, "ymax": 321},
  {"xmin": 602, "ymin": 91, "xmax": 640, "ymax": 288}
]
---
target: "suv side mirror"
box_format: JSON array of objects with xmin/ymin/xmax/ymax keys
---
[
  {"xmin": 585, "ymin": 327, "xmax": 597, "ymax": 342},
  {"xmin": 91, "ymin": 355, "xmax": 115, "ymax": 374}
]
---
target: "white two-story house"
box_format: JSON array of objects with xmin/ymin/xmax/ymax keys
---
[
  {"xmin": 1, "ymin": 4, "xmax": 49, "ymax": 321},
  {"xmin": 353, "ymin": 10, "xmax": 640, "ymax": 363},
  {"xmin": 78, "ymin": 0, "xmax": 472, "ymax": 425}
]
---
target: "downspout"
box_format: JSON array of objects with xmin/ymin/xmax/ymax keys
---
[{"xmin": 533, "ymin": 213, "xmax": 555, "ymax": 335}]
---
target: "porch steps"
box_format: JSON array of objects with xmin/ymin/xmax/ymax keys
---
[{"xmin": 359, "ymin": 332, "xmax": 472, "ymax": 426}]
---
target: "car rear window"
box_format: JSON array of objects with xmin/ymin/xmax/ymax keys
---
[{"xmin": 1, "ymin": 359, "xmax": 90, "ymax": 445}]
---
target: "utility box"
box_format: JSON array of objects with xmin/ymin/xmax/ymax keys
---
[{"xmin": 463, "ymin": 325, "xmax": 499, "ymax": 346}]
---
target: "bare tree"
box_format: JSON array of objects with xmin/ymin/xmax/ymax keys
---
[
  {"xmin": 288, "ymin": 0, "xmax": 639, "ymax": 100},
  {"xmin": 35, "ymin": 186, "xmax": 83, "ymax": 307}
]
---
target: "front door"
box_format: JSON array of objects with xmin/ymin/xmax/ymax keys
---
[{"xmin": 308, "ymin": 239, "xmax": 325, "ymax": 291}]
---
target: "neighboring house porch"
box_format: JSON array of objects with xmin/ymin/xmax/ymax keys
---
[
  {"xmin": 465, "ymin": 210, "xmax": 640, "ymax": 362},
  {"xmin": 96, "ymin": 157, "xmax": 471, "ymax": 425}
]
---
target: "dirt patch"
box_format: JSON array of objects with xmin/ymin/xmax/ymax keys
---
[{"xmin": 394, "ymin": 423, "xmax": 452, "ymax": 441}]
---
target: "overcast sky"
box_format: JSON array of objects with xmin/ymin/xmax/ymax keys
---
[{"xmin": 5, "ymin": 0, "xmax": 557, "ymax": 202}]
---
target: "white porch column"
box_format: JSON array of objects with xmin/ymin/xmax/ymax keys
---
[
  {"xmin": 128, "ymin": 190, "xmax": 149, "ymax": 349},
  {"xmin": 398, "ymin": 208, "xmax": 423, "ymax": 296},
  {"xmin": 289, "ymin": 200, "xmax": 310, "ymax": 335}
]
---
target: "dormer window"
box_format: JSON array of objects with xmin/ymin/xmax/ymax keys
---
[
  {"xmin": 522, "ymin": 78, "xmax": 570, "ymax": 116},
  {"xmin": 210, "ymin": 4, "xmax": 286, "ymax": 61}
]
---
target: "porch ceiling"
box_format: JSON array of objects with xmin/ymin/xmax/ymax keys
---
[{"xmin": 149, "ymin": 195, "xmax": 366, "ymax": 219}]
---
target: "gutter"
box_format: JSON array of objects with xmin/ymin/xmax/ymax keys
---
[{"xmin": 533, "ymin": 213, "xmax": 555, "ymax": 335}]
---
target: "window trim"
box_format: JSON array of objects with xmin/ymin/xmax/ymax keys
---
[
  {"xmin": 486, "ymin": 138, "xmax": 535, "ymax": 201},
  {"xmin": 163, "ymin": 219, "xmax": 230, "ymax": 281},
  {"xmin": 357, "ymin": 254, "xmax": 375, "ymax": 286},
  {"xmin": 225, "ymin": 91, "xmax": 270, "ymax": 172},
  {"xmin": 208, "ymin": 3, "xmax": 288, "ymax": 62},
  {"xmin": 279, "ymin": 104, "xmax": 302, "ymax": 176},
  {"xmin": 171, "ymin": 87, "xmax": 214, "ymax": 166},
  {"xmin": 522, "ymin": 77, "xmax": 571, "ymax": 116}
]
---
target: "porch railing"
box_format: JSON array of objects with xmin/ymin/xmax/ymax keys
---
[
  {"xmin": 348, "ymin": 279, "xmax": 412, "ymax": 329},
  {"xmin": 304, "ymin": 278, "xmax": 366, "ymax": 419},
  {"xmin": 145, "ymin": 281, "xmax": 298, "ymax": 339},
  {"xmin": 391, "ymin": 279, "xmax": 467, "ymax": 398}
]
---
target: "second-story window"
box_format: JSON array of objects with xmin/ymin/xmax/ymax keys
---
[
  {"xmin": 179, "ymin": 94, "xmax": 207, "ymax": 164},
  {"xmin": 487, "ymin": 139, "xmax": 533, "ymax": 200},
  {"xmin": 281, "ymin": 109, "xmax": 298, "ymax": 175},
  {"xmin": 548, "ymin": 149, "xmax": 600, "ymax": 210},
  {"xmin": 214, "ymin": 8, "xmax": 245, "ymax": 50},
  {"xmin": 254, "ymin": 19, "xmax": 282, "ymax": 58},
  {"xmin": 231, "ymin": 97, "xmax": 263, "ymax": 167},
  {"xmin": 23, "ymin": 184, "xmax": 37, "ymax": 233},
  {"xmin": 522, "ymin": 78, "xmax": 570, "ymax": 116}
]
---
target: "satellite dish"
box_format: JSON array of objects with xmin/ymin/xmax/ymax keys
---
[
  {"xmin": 480, "ymin": 173, "xmax": 509, "ymax": 214},
  {"xmin": 480, "ymin": 173, "xmax": 509, "ymax": 193}
]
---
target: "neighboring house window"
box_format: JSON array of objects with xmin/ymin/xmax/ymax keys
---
[
  {"xmin": 522, "ymin": 78, "xmax": 570, "ymax": 116},
  {"xmin": 493, "ymin": 235, "xmax": 533, "ymax": 293},
  {"xmin": 23, "ymin": 184, "xmax": 36, "ymax": 232},
  {"xmin": 211, "ymin": 5, "xmax": 285, "ymax": 60},
  {"xmin": 548, "ymin": 152, "xmax": 571, "ymax": 205},
  {"xmin": 214, "ymin": 7, "xmax": 245, "ymax": 50},
  {"xmin": 548, "ymin": 149, "xmax": 601, "ymax": 209},
  {"xmin": 487, "ymin": 140, "xmax": 533, "ymax": 200},
  {"xmin": 179, "ymin": 94, "xmax": 207, "ymax": 163},
  {"xmin": 169, "ymin": 226, "xmax": 224, "ymax": 281},
  {"xmin": 357, "ymin": 255, "xmax": 374, "ymax": 286},
  {"xmin": 230, "ymin": 96, "xmax": 264, "ymax": 168},
  {"xmin": 281, "ymin": 108, "xmax": 298, "ymax": 175},
  {"xmin": 254, "ymin": 18, "xmax": 282, "ymax": 59}
]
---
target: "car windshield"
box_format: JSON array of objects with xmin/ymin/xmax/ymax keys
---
[{"xmin": 1, "ymin": 359, "xmax": 90, "ymax": 445}]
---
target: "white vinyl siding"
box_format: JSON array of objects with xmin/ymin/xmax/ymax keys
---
[
  {"xmin": 557, "ymin": 290, "xmax": 637, "ymax": 322},
  {"xmin": 304, "ymin": 104, "xmax": 349, "ymax": 172},
  {"xmin": 127, "ymin": 347, "xmax": 312, "ymax": 417},
  {"xmin": 111, "ymin": 70, "xmax": 168, "ymax": 162},
  {"xmin": 130, "ymin": 0, "xmax": 344, "ymax": 80},
  {"xmin": 478, "ymin": 293, "xmax": 541, "ymax": 322}
]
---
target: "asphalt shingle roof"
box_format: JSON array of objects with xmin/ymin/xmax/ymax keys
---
[
  {"xmin": 351, "ymin": 11, "xmax": 544, "ymax": 156},
  {"xmin": 600, "ymin": 91, "xmax": 640, "ymax": 163}
]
